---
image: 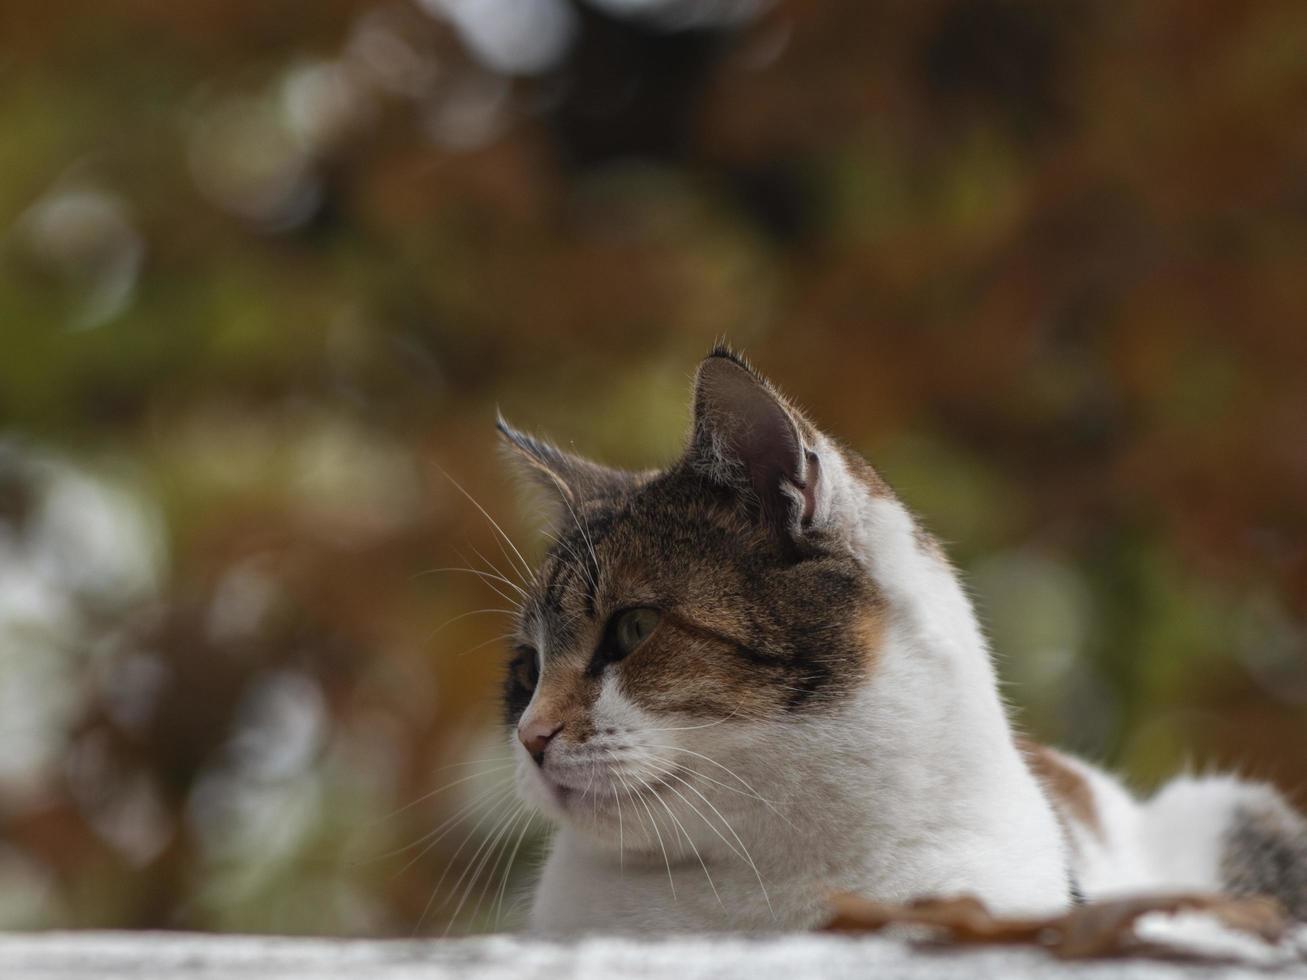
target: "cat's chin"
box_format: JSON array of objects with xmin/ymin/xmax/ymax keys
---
[
  {"xmin": 515, "ymin": 770, "xmax": 572, "ymax": 820},
  {"xmin": 536, "ymin": 773, "xmax": 611, "ymax": 820},
  {"xmin": 522, "ymin": 762, "xmax": 681, "ymax": 838},
  {"xmin": 520, "ymin": 767, "xmax": 621, "ymax": 825}
]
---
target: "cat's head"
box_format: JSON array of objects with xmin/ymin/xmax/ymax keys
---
[{"xmin": 499, "ymin": 348, "xmax": 896, "ymax": 850}]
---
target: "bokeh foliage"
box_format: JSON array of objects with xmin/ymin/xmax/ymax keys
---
[{"xmin": 1, "ymin": 0, "xmax": 1305, "ymax": 936}]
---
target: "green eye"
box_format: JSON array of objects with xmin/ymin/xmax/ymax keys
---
[{"xmin": 613, "ymin": 607, "xmax": 660, "ymax": 655}]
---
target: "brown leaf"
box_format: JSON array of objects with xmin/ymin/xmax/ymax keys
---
[
  {"xmin": 1055, "ymin": 893, "xmax": 1287, "ymax": 960},
  {"xmin": 822, "ymin": 891, "xmax": 1291, "ymax": 962}
]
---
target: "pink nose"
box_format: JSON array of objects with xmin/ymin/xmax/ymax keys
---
[{"xmin": 518, "ymin": 719, "xmax": 563, "ymax": 765}]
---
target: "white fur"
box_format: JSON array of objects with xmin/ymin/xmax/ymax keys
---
[
  {"xmin": 1031, "ymin": 748, "xmax": 1157, "ymax": 896},
  {"xmin": 1059, "ymin": 759, "xmax": 1292, "ymax": 901},
  {"xmin": 518, "ymin": 436, "xmax": 1073, "ymax": 933}
]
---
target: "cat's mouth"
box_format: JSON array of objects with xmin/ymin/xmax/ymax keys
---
[{"xmin": 540, "ymin": 761, "xmax": 689, "ymax": 813}]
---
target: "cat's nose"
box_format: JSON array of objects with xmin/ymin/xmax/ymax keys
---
[{"xmin": 518, "ymin": 719, "xmax": 564, "ymax": 766}]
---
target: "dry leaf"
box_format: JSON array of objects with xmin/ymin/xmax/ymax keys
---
[{"xmin": 823, "ymin": 891, "xmax": 1291, "ymax": 962}]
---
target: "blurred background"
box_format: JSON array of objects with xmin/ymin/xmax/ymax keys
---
[{"xmin": 2, "ymin": 0, "xmax": 1306, "ymax": 937}]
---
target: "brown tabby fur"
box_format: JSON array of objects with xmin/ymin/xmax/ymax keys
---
[{"xmin": 501, "ymin": 348, "xmax": 887, "ymax": 732}]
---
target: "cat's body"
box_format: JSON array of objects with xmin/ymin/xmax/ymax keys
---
[{"xmin": 496, "ymin": 348, "xmax": 1307, "ymax": 934}]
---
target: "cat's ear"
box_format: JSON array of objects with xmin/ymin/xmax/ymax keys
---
[
  {"xmin": 496, "ymin": 415, "xmax": 632, "ymax": 528},
  {"xmin": 687, "ymin": 348, "xmax": 822, "ymax": 536}
]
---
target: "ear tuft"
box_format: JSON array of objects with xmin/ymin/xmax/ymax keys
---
[
  {"xmin": 496, "ymin": 414, "xmax": 635, "ymax": 529},
  {"xmin": 495, "ymin": 413, "xmax": 564, "ymax": 476},
  {"xmin": 705, "ymin": 342, "xmax": 756, "ymax": 373}
]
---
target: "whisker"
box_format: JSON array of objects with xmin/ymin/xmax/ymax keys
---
[
  {"xmin": 444, "ymin": 800, "xmax": 528, "ymax": 935},
  {"xmin": 552, "ymin": 491, "xmax": 599, "ymax": 592},
  {"xmin": 434, "ymin": 464, "xmax": 536, "ymax": 585},
  {"xmin": 411, "ymin": 565, "xmax": 525, "ymax": 608},
  {"xmin": 428, "ymin": 756, "xmax": 516, "ymax": 773},
  {"xmin": 476, "ymin": 803, "xmax": 534, "ymax": 930},
  {"xmin": 539, "ymin": 531, "xmax": 597, "ymax": 593},
  {"xmin": 392, "ymin": 782, "xmax": 517, "ymax": 878},
  {"xmin": 642, "ymin": 744, "xmax": 794, "ymax": 828},
  {"xmin": 615, "ymin": 768, "xmax": 655, "ymax": 857},
  {"xmin": 446, "ymin": 548, "xmax": 523, "ymax": 606},
  {"xmin": 493, "ymin": 809, "xmax": 538, "ymax": 927},
  {"xmin": 614, "ymin": 766, "xmax": 625, "ymax": 875},
  {"xmin": 369, "ymin": 761, "xmax": 516, "ymax": 830},
  {"xmin": 625, "ymin": 771, "xmax": 677, "ymax": 900},
  {"xmin": 645, "ymin": 773, "xmax": 723, "ymax": 908},
  {"xmin": 639, "ymin": 753, "xmax": 787, "ymax": 807},
  {"xmin": 645, "ymin": 761, "xmax": 774, "ymax": 918},
  {"xmin": 457, "ymin": 632, "xmax": 517, "ymax": 659},
  {"xmin": 541, "ymin": 529, "xmax": 584, "ymax": 566},
  {"xmin": 425, "ymin": 607, "xmax": 518, "ymax": 644},
  {"xmin": 460, "ymin": 825, "xmax": 517, "ymax": 934},
  {"xmin": 413, "ymin": 785, "xmax": 519, "ymax": 935},
  {"xmin": 647, "ymin": 772, "xmax": 748, "ymax": 865},
  {"xmin": 355, "ymin": 763, "xmax": 522, "ymax": 862},
  {"xmin": 463, "ymin": 544, "xmax": 532, "ymax": 601}
]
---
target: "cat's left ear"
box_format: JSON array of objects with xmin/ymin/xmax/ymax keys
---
[
  {"xmin": 496, "ymin": 415, "xmax": 633, "ymax": 528},
  {"xmin": 688, "ymin": 348, "xmax": 824, "ymax": 537}
]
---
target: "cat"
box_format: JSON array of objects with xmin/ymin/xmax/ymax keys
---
[{"xmin": 494, "ymin": 346, "xmax": 1307, "ymax": 933}]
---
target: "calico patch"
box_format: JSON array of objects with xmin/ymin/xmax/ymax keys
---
[
  {"xmin": 1020, "ymin": 740, "xmax": 1104, "ymax": 842},
  {"xmin": 1221, "ymin": 798, "xmax": 1307, "ymax": 920}
]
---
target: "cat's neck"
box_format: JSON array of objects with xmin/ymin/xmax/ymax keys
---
[{"xmin": 787, "ymin": 450, "xmax": 1069, "ymax": 909}]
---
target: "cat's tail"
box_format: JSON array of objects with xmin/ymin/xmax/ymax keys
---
[{"xmin": 1139, "ymin": 774, "xmax": 1307, "ymax": 919}]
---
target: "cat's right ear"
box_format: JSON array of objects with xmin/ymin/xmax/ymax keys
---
[{"xmin": 496, "ymin": 415, "xmax": 631, "ymax": 528}]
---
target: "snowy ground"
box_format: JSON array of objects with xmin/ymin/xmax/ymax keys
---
[{"xmin": 3, "ymin": 929, "xmax": 1306, "ymax": 980}]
